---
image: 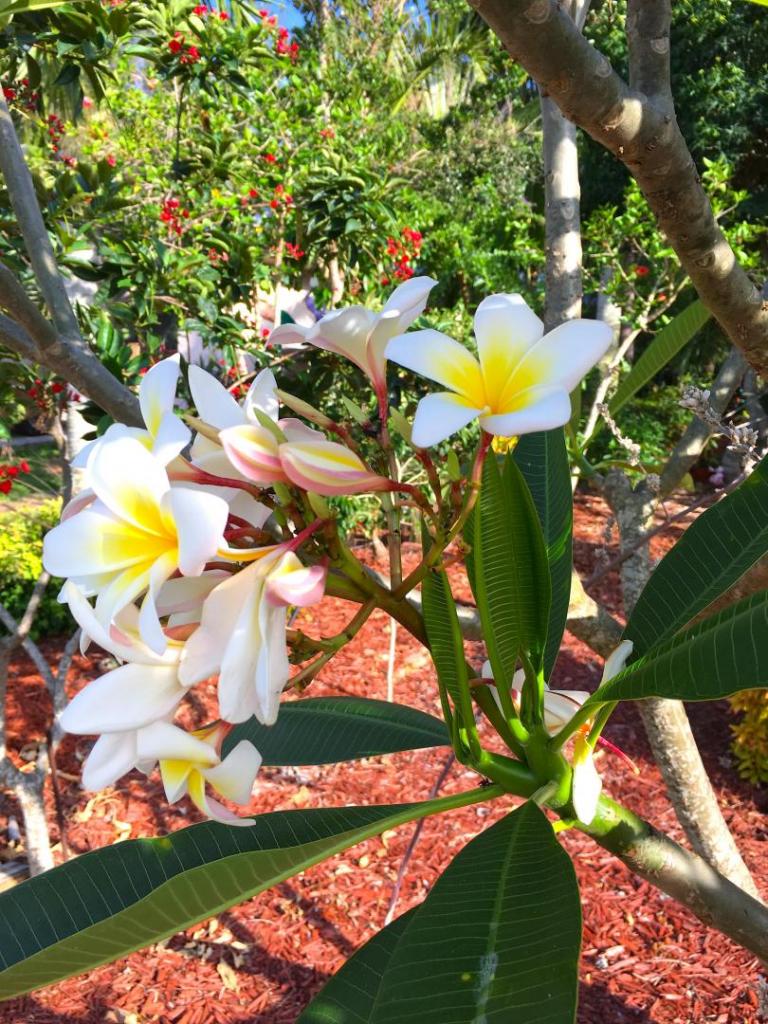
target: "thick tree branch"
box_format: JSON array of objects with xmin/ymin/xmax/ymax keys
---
[
  {"xmin": 0, "ymin": 96, "xmax": 141, "ymax": 426},
  {"xmin": 626, "ymin": 0, "xmax": 672, "ymax": 102},
  {"xmin": 466, "ymin": 0, "xmax": 768, "ymax": 375}
]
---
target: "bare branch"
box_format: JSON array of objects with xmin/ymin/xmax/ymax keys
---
[
  {"xmin": 0, "ymin": 602, "xmax": 55, "ymax": 689},
  {"xmin": 466, "ymin": 0, "xmax": 768, "ymax": 375},
  {"xmin": 0, "ymin": 261, "xmax": 57, "ymax": 346},
  {"xmin": 627, "ymin": 0, "xmax": 672, "ymax": 102}
]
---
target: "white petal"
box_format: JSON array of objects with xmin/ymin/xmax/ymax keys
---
[
  {"xmin": 474, "ymin": 294, "xmax": 543, "ymax": 389},
  {"xmin": 203, "ymin": 740, "xmax": 262, "ymax": 804},
  {"xmin": 156, "ymin": 572, "xmax": 229, "ymax": 617},
  {"xmin": 43, "ymin": 505, "xmax": 150, "ymax": 578},
  {"xmin": 380, "ymin": 275, "xmax": 437, "ymax": 324},
  {"xmin": 188, "ymin": 365, "xmax": 245, "ymax": 430},
  {"xmin": 572, "ymin": 747, "xmax": 602, "ymax": 825},
  {"xmin": 82, "ymin": 731, "xmax": 138, "ymax": 790},
  {"xmin": 509, "ymin": 318, "xmax": 614, "ymax": 395},
  {"xmin": 254, "ymin": 601, "xmax": 289, "ymax": 725},
  {"xmin": 168, "ymin": 486, "xmax": 229, "ymax": 576},
  {"xmin": 62, "ymin": 664, "xmax": 184, "ymax": 734},
  {"xmin": 88, "ymin": 437, "xmax": 170, "ymax": 533},
  {"xmin": 480, "ymin": 387, "xmax": 571, "ymax": 437},
  {"xmin": 411, "ymin": 392, "xmax": 483, "ymax": 448},
  {"xmin": 140, "ymin": 355, "xmax": 181, "ymax": 436},
  {"xmin": 303, "ymin": 307, "xmax": 375, "ymax": 378},
  {"xmin": 268, "ymin": 321, "xmax": 312, "ymax": 348},
  {"xmin": 62, "ymin": 581, "xmax": 138, "ymax": 663},
  {"xmin": 136, "ymin": 720, "xmax": 218, "ymax": 765},
  {"xmin": 243, "ymin": 368, "xmax": 279, "ymax": 423},
  {"xmin": 602, "ymin": 639, "xmax": 634, "ymax": 681},
  {"xmin": 386, "ymin": 329, "xmax": 484, "ymax": 401},
  {"xmin": 151, "ymin": 413, "xmax": 192, "ymax": 466}
]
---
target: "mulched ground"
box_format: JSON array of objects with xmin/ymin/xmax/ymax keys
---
[{"xmin": 1, "ymin": 491, "xmax": 766, "ymax": 1024}]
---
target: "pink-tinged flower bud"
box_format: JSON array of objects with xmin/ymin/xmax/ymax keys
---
[
  {"xmin": 220, "ymin": 423, "xmax": 289, "ymax": 484},
  {"xmin": 279, "ymin": 440, "xmax": 392, "ymax": 496},
  {"xmin": 265, "ymin": 556, "xmax": 327, "ymax": 608}
]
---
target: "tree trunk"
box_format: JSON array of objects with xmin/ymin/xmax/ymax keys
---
[
  {"xmin": 16, "ymin": 776, "xmax": 54, "ymax": 876},
  {"xmin": 602, "ymin": 470, "xmax": 760, "ymax": 898}
]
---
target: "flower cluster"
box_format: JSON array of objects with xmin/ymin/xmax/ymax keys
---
[
  {"xmin": 276, "ymin": 26, "xmax": 300, "ymax": 62},
  {"xmin": 285, "ymin": 241, "xmax": 304, "ymax": 260},
  {"xmin": 382, "ymin": 227, "xmax": 423, "ymax": 284},
  {"xmin": 269, "ymin": 183, "xmax": 293, "ymax": 210},
  {"xmin": 168, "ymin": 31, "xmax": 201, "ymax": 64},
  {"xmin": 49, "ymin": 281, "xmax": 614, "ymax": 824},
  {"xmin": 160, "ymin": 196, "xmax": 190, "ymax": 236},
  {"xmin": 0, "ymin": 458, "xmax": 31, "ymax": 496},
  {"xmin": 192, "ymin": 4, "xmax": 229, "ymax": 19},
  {"xmin": 3, "ymin": 78, "xmax": 40, "ymax": 112},
  {"xmin": 26, "ymin": 376, "xmax": 66, "ymax": 414}
]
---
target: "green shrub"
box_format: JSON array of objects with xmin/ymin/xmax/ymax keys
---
[
  {"xmin": 0, "ymin": 500, "xmax": 73, "ymax": 639},
  {"xmin": 730, "ymin": 690, "xmax": 768, "ymax": 785}
]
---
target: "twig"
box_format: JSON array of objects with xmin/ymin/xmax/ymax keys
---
[{"xmin": 384, "ymin": 751, "xmax": 456, "ymax": 925}]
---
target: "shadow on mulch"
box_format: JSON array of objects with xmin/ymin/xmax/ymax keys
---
[{"xmin": 579, "ymin": 982, "xmax": 653, "ymax": 1023}]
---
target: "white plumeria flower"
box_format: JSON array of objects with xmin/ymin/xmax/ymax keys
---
[
  {"xmin": 73, "ymin": 355, "xmax": 191, "ymax": 472},
  {"xmin": 480, "ymin": 661, "xmax": 589, "ymax": 736},
  {"xmin": 386, "ymin": 293, "xmax": 613, "ymax": 447},
  {"xmin": 188, "ymin": 365, "xmax": 316, "ymax": 498},
  {"xmin": 43, "ymin": 436, "xmax": 229, "ymax": 654},
  {"xmin": 269, "ymin": 277, "xmax": 437, "ymax": 401},
  {"xmin": 180, "ymin": 549, "xmax": 327, "ymax": 725},
  {"xmin": 571, "ymin": 639, "xmax": 634, "ymax": 825},
  {"xmin": 136, "ymin": 721, "xmax": 262, "ymax": 826},
  {"xmin": 60, "ymin": 582, "xmax": 188, "ymax": 790}
]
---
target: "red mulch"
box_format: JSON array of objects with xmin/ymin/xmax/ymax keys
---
[{"xmin": 1, "ymin": 492, "xmax": 766, "ymax": 1024}]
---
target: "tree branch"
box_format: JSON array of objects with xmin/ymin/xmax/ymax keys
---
[
  {"xmin": 466, "ymin": 0, "xmax": 768, "ymax": 375},
  {"xmin": 626, "ymin": 0, "xmax": 672, "ymax": 102}
]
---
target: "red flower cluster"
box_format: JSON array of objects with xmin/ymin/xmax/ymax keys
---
[
  {"xmin": 276, "ymin": 26, "xmax": 299, "ymax": 62},
  {"xmin": 319, "ymin": 126, "xmax": 335, "ymax": 140},
  {"xmin": 285, "ymin": 241, "xmax": 304, "ymax": 260},
  {"xmin": 160, "ymin": 197, "xmax": 190, "ymax": 236},
  {"xmin": 257, "ymin": 9, "xmax": 278, "ymax": 27},
  {"xmin": 269, "ymin": 183, "xmax": 293, "ymax": 209},
  {"xmin": 46, "ymin": 113, "xmax": 74, "ymax": 164},
  {"xmin": 168, "ymin": 32, "xmax": 200, "ymax": 63},
  {"xmin": 263, "ymin": 152, "xmax": 277, "ymax": 164},
  {"xmin": 3, "ymin": 78, "xmax": 39, "ymax": 112},
  {"xmin": 106, "ymin": 154, "xmax": 117, "ymax": 167},
  {"xmin": 191, "ymin": 3, "xmax": 226, "ymax": 15},
  {"xmin": 0, "ymin": 460, "xmax": 31, "ymax": 496},
  {"xmin": 634, "ymin": 264, "xmax": 650, "ymax": 277},
  {"xmin": 26, "ymin": 378, "xmax": 66, "ymax": 413},
  {"xmin": 384, "ymin": 227, "xmax": 423, "ymax": 282},
  {"xmin": 208, "ymin": 248, "xmax": 229, "ymax": 265},
  {"xmin": 240, "ymin": 186, "xmax": 259, "ymax": 207}
]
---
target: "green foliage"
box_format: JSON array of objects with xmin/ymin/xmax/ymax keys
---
[
  {"xmin": 730, "ymin": 690, "xmax": 768, "ymax": 784},
  {"xmin": 513, "ymin": 430, "xmax": 573, "ymax": 678},
  {"xmin": 0, "ymin": 499, "xmax": 71, "ymax": 637},
  {"xmin": 304, "ymin": 802, "xmax": 581, "ymax": 1024},
  {"xmin": 625, "ymin": 453, "xmax": 768, "ymax": 656},
  {"xmin": 224, "ymin": 697, "xmax": 448, "ymax": 764}
]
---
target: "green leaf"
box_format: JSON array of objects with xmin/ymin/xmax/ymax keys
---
[
  {"xmin": 298, "ymin": 909, "xmax": 417, "ymax": 1023},
  {"xmin": 369, "ymin": 802, "xmax": 581, "ymax": 1023},
  {"xmin": 471, "ymin": 453, "xmax": 551, "ymax": 683},
  {"xmin": 608, "ymin": 300, "xmax": 711, "ymax": 417},
  {"xmin": 421, "ymin": 549, "xmax": 470, "ymax": 721},
  {"xmin": 625, "ymin": 454, "xmax": 768, "ymax": 656},
  {"xmin": 0, "ymin": 799, "xmax": 488, "ymax": 1000},
  {"xmin": 590, "ymin": 589, "xmax": 768, "ymax": 704},
  {"xmin": 224, "ymin": 697, "xmax": 448, "ymax": 765},
  {"xmin": 514, "ymin": 430, "xmax": 573, "ymax": 677}
]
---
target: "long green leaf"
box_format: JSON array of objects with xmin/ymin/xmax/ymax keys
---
[
  {"xmin": 625, "ymin": 453, "xmax": 768, "ymax": 656},
  {"xmin": 369, "ymin": 801, "xmax": 581, "ymax": 1023},
  {"xmin": 472, "ymin": 453, "xmax": 551, "ymax": 683},
  {"xmin": 224, "ymin": 698, "xmax": 448, "ymax": 765},
  {"xmin": 590, "ymin": 589, "xmax": 768, "ymax": 704},
  {"xmin": 514, "ymin": 429, "xmax": 573, "ymax": 677},
  {"xmin": 608, "ymin": 300, "xmax": 711, "ymax": 417},
  {"xmin": 0, "ymin": 795, "xmax": 489, "ymax": 1000},
  {"xmin": 298, "ymin": 909, "xmax": 417, "ymax": 1023}
]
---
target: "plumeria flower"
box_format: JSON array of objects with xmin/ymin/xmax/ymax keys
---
[
  {"xmin": 60, "ymin": 582, "xmax": 189, "ymax": 790},
  {"xmin": 43, "ymin": 436, "xmax": 229, "ymax": 654},
  {"xmin": 73, "ymin": 355, "xmax": 191, "ymax": 473},
  {"xmin": 569, "ymin": 640, "xmax": 634, "ymax": 824},
  {"xmin": 278, "ymin": 439, "xmax": 393, "ymax": 496},
  {"xmin": 181, "ymin": 548, "xmax": 327, "ymax": 725},
  {"xmin": 269, "ymin": 277, "xmax": 437, "ymax": 402},
  {"xmin": 481, "ymin": 661, "xmax": 589, "ymax": 736},
  {"xmin": 386, "ymin": 293, "xmax": 613, "ymax": 447},
  {"xmin": 136, "ymin": 721, "xmax": 262, "ymax": 826}
]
